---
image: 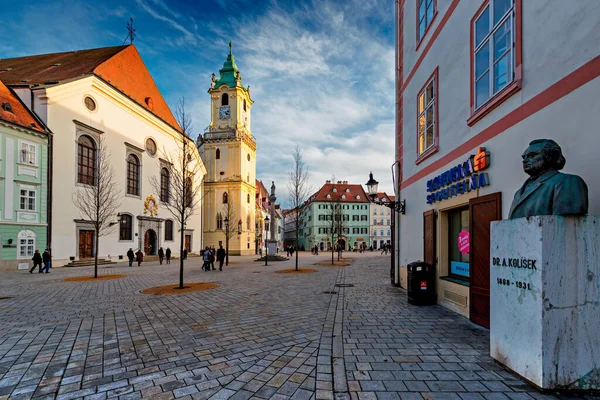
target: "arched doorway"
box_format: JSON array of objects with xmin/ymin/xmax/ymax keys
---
[{"xmin": 144, "ymin": 229, "xmax": 157, "ymax": 255}]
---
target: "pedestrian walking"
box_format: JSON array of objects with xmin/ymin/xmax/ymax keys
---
[
  {"xmin": 41, "ymin": 249, "xmax": 51, "ymax": 273},
  {"xmin": 217, "ymin": 245, "xmax": 225, "ymax": 271},
  {"xmin": 209, "ymin": 246, "xmax": 216, "ymax": 270},
  {"xmin": 183, "ymin": 249, "xmax": 188, "ymax": 260},
  {"xmin": 158, "ymin": 247, "xmax": 164, "ymax": 265},
  {"xmin": 202, "ymin": 246, "xmax": 210, "ymax": 271},
  {"xmin": 135, "ymin": 249, "xmax": 144, "ymax": 266},
  {"xmin": 29, "ymin": 250, "xmax": 43, "ymax": 273},
  {"xmin": 127, "ymin": 248, "xmax": 134, "ymax": 267},
  {"xmin": 166, "ymin": 247, "xmax": 171, "ymax": 264}
]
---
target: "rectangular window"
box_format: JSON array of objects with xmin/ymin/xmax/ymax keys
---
[
  {"xmin": 472, "ymin": 0, "xmax": 517, "ymax": 111},
  {"xmin": 361, "ymin": 215, "xmax": 368, "ymax": 221},
  {"xmin": 19, "ymin": 189, "xmax": 36, "ymax": 211},
  {"xmin": 20, "ymin": 143, "xmax": 37, "ymax": 165},
  {"xmin": 417, "ymin": 73, "xmax": 436, "ymax": 156},
  {"xmin": 417, "ymin": 0, "xmax": 436, "ymax": 42},
  {"xmin": 448, "ymin": 208, "xmax": 470, "ymax": 280},
  {"xmin": 19, "ymin": 238, "xmax": 35, "ymax": 257}
]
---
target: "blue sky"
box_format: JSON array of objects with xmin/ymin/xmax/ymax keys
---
[{"xmin": 0, "ymin": 0, "xmax": 396, "ymax": 200}]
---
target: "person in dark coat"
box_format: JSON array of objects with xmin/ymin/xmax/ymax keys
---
[
  {"xmin": 183, "ymin": 249, "xmax": 188, "ymax": 260},
  {"xmin": 41, "ymin": 249, "xmax": 51, "ymax": 273},
  {"xmin": 217, "ymin": 245, "xmax": 226, "ymax": 271},
  {"xmin": 127, "ymin": 248, "xmax": 134, "ymax": 267},
  {"xmin": 29, "ymin": 250, "xmax": 43, "ymax": 273},
  {"xmin": 135, "ymin": 250, "xmax": 144, "ymax": 266},
  {"xmin": 158, "ymin": 247, "xmax": 164, "ymax": 265},
  {"xmin": 165, "ymin": 248, "xmax": 171, "ymax": 264},
  {"xmin": 210, "ymin": 246, "xmax": 216, "ymax": 270}
]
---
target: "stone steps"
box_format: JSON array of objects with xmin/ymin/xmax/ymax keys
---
[{"xmin": 63, "ymin": 259, "xmax": 117, "ymax": 267}]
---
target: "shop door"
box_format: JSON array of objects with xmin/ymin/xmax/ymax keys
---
[
  {"xmin": 469, "ymin": 192, "xmax": 502, "ymax": 328},
  {"xmin": 78, "ymin": 230, "xmax": 95, "ymax": 259},
  {"xmin": 184, "ymin": 235, "xmax": 192, "ymax": 251},
  {"xmin": 423, "ymin": 210, "xmax": 436, "ymax": 267}
]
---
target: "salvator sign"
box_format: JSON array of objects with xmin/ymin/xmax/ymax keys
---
[{"xmin": 426, "ymin": 147, "xmax": 490, "ymax": 204}]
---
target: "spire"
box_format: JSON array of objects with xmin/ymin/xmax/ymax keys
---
[{"xmin": 212, "ymin": 43, "xmax": 247, "ymax": 91}]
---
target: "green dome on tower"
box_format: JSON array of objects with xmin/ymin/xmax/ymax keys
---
[{"xmin": 212, "ymin": 41, "xmax": 247, "ymax": 91}]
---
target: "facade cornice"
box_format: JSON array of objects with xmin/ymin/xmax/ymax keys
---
[
  {"xmin": 73, "ymin": 119, "xmax": 104, "ymax": 135},
  {"xmin": 0, "ymin": 120, "xmax": 48, "ymax": 139}
]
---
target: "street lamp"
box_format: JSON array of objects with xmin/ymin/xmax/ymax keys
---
[
  {"xmin": 366, "ymin": 172, "xmax": 406, "ymax": 287},
  {"xmin": 224, "ymin": 216, "xmax": 230, "ymax": 266},
  {"xmin": 264, "ymin": 216, "xmax": 270, "ymax": 266}
]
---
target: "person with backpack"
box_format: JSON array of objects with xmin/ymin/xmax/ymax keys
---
[{"xmin": 29, "ymin": 249, "xmax": 43, "ymax": 273}]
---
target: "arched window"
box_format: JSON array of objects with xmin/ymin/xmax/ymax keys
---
[
  {"xmin": 216, "ymin": 148, "xmax": 220, "ymax": 160},
  {"xmin": 77, "ymin": 135, "xmax": 96, "ymax": 185},
  {"xmin": 223, "ymin": 192, "xmax": 228, "ymax": 204},
  {"xmin": 247, "ymin": 193, "xmax": 250, "ymax": 203},
  {"xmin": 165, "ymin": 220, "xmax": 174, "ymax": 241},
  {"xmin": 160, "ymin": 168, "xmax": 170, "ymax": 202},
  {"xmin": 217, "ymin": 213, "xmax": 223, "ymax": 230},
  {"xmin": 119, "ymin": 214, "xmax": 133, "ymax": 241},
  {"xmin": 17, "ymin": 230, "xmax": 36, "ymax": 258},
  {"xmin": 243, "ymin": 99, "xmax": 247, "ymax": 111},
  {"xmin": 126, "ymin": 154, "xmax": 140, "ymax": 195},
  {"xmin": 185, "ymin": 177, "xmax": 193, "ymax": 207},
  {"xmin": 221, "ymin": 93, "xmax": 229, "ymax": 106}
]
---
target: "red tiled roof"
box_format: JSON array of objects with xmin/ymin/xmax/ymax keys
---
[
  {"xmin": 312, "ymin": 183, "xmax": 368, "ymax": 203},
  {"xmin": 0, "ymin": 80, "xmax": 46, "ymax": 133},
  {"xmin": 0, "ymin": 45, "xmax": 181, "ymax": 132}
]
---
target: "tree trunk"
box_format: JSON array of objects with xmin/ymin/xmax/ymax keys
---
[
  {"xmin": 295, "ymin": 237, "xmax": 298, "ymax": 271},
  {"xmin": 179, "ymin": 213, "xmax": 185, "ymax": 289},
  {"xmin": 94, "ymin": 227, "xmax": 99, "ymax": 278}
]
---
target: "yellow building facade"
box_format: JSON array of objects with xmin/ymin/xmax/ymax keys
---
[{"xmin": 198, "ymin": 45, "xmax": 256, "ymax": 255}]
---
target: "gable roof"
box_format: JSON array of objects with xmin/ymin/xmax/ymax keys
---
[
  {"xmin": 0, "ymin": 80, "xmax": 46, "ymax": 133},
  {"xmin": 0, "ymin": 45, "xmax": 181, "ymax": 132},
  {"xmin": 312, "ymin": 182, "xmax": 369, "ymax": 203}
]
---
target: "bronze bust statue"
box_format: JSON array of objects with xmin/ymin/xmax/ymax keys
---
[{"xmin": 509, "ymin": 139, "xmax": 588, "ymax": 219}]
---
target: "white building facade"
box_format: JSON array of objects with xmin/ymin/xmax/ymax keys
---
[
  {"xmin": 396, "ymin": 0, "xmax": 600, "ymax": 327},
  {"xmin": 369, "ymin": 193, "xmax": 393, "ymax": 250},
  {"xmin": 0, "ymin": 46, "xmax": 206, "ymax": 266}
]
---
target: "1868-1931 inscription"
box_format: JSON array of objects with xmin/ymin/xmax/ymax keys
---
[{"xmin": 492, "ymin": 257, "xmax": 537, "ymax": 291}]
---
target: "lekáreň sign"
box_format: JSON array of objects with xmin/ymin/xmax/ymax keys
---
[{"xmin": 426, "ymin": 147, "xmax": 490, "ymax": 204}]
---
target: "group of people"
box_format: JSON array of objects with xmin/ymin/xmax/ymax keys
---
[
  {"xmin": 29, "ymin": 248, "xmax": 51, "ymax": 273},
  {"xmin": 311, "ymin": 245, "xmax": 319, "ymax": 255},
  {"xmin": 201, "ymin": 245, "xmax": 226, "ymax": 271},
  {"xmin": 126, "ymin": 247, "xmax": 175, "ymax": 266},
  {"xmin": 285, "ymin": 245, "xmax": 296, "ymax": 257}
]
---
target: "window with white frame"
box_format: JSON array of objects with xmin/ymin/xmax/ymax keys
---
[
  {"xmin": 18, "ymin": 230, "xmax": 36, "ymax": 258},
  {"xmin": 19, "ymin": 189, "xmax": 36, "ymax": 211},
  {"xmin": 418, "ymin": 77, "xmax": 435, "ymax": 155},
  {"xmin": 19, "ymin": 142, "xmax": 36, "ymax": 165},
  {"xmin": 474, "ymin": 0, "xmax": 515, "ymax": 109},
  {"xmin": 418, "ymin": 0, "xmax": 435, "ymax": 41}
]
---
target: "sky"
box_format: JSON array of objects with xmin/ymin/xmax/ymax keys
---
[{"xmin": 0, "ymin": 0, "xmax": 396, "ymax": 204}]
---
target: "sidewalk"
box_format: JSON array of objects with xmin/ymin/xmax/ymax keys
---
[{"xmin": 0, "ymin": 252, "xmax": 584, "ymax": 399}]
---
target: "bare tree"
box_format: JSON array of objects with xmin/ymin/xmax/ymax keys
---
[
  {"xmin": 287, "ymin": 146, "xmax": 310, "ymax": 271},
  {"xmin": 220, "ymin": 199, "xmax": 238, "ymax": 266},
  {"xmin": 72, "ymin": 135, "xmax": 121, "ymax": 278},
  {"xmin": 324, "ymin": 190, "xmax": 347, "ymax": 264},
  {"xmin": 150, "ymin": 98, "xmax": 203, "ymax": 289}
]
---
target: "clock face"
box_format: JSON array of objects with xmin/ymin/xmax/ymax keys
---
[{"xmin": 219, "ymin": 105, "xmax": 231, "ymax": 119}]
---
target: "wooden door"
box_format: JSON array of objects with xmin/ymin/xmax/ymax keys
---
[
  {"xmin": 469, "ymin": 192, "xmax": 502, "ymax": 328},
  {"xmin": 184, "ymin": 235, "xmax": 192, "ymax": 251},
  {"xmin": 78, "ymin": 230, "xmax": 94, "ymax": 259},
  {"xmin": 423, "ymin": 210, "xmax": 436, "ymax": 267}
]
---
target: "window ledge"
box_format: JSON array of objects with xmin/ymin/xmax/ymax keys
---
[
  {"xmin": 125, "ymin": 193, "xmax": 141, "ymax": 199},
  {"xmin": 468, "ymin": 80, "xmax": 521, "ymax": 127},
  {"xmin": 415, "ymin": 143, "xmax": 439, "ymax": 165},
  {"xmin": 16, "ymin": 162, "xmax": 38, "ymax": 168},
  {"xmin": 416, "ymin": 11, "xmax": 438, "ymax": 52},
  {"xmin": 440, "ymin": 275, "xmax": 469, "ymax": 286}
]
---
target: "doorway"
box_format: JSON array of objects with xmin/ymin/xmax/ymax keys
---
[
  {"xmin": 184, "ymin": 235, "xmax": 192, "ymax": 252},
  {"xmin": 144, "ymin": 229, "xmax": 157, "ymax": 255},
  {"xmin": 469, "ymin": 192, "xmax": 502, "ymax": 328},
  {"xmin": 78, "ymin": 230, "xmax": 95, "ymax": 259}
]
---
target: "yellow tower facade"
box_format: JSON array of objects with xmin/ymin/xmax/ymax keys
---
[{"xmin": 198, "ymin": 45, "xmax": 256, "ymax": 255}]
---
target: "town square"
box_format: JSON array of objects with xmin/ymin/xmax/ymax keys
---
[{"xmin": 0, "ymin": 0, "xmax": 599, "ymax": 399}]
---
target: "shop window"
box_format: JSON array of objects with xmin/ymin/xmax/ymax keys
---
[{"xmin": 448, "ymin": 208, "xmax": 470, "ymax": 281}]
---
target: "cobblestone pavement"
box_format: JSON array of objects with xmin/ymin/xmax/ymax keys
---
[{"xmin": 0, "ymin": 252, "xmax": 589, "ymax": 400}]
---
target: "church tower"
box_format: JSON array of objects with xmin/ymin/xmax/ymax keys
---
[{"xmin": 198, "ymin": 43, "xmax": 256, "ymax": 255}]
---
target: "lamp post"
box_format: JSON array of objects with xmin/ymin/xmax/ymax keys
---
[
  {"xmin": 264, "ymin": 216, "xmax": 270, "ymax": 266},
  {"xmin": 365, "ymin": 172, "xmax": 405, "ymax": 287},
  {"xmin": 224, "ymin": 216, "xmax": 230, "ymax": 266}
]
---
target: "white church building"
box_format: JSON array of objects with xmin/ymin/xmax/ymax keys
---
[{"xmin": 0, "ymin": 45, "xmax": 206, "ymax": 267}]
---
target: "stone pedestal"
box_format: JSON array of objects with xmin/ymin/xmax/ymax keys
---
[
  {"xmin": 267, "ymin": 240, "xmax": 277, "ymax": 255},
  {"xmin": 490, "ymin": 216, "xmax": 600, "ymax": 390}
]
